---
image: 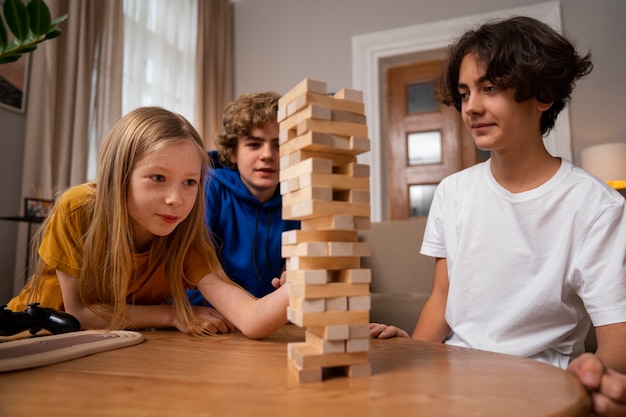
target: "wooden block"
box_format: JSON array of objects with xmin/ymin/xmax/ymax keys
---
[
  {"xmin": 286, "ymin": 255, "xmax": 361, "ymax": 271},
  {"xmin": 279, "ymin": 104, "xmax": 331, "ymax": 132},
  {"xmin": 278, "ymin": 78, "xmax": 327, "ymax": 109},
  {"xmin": 296, "ymin": 118, "xmax": 369, "ymax": 138},
  {"xmin": 289, "ymin": 297, "xmax": 325, "ymax": 313},
  {"xmin": 289, "ymin": 282, "xmax": 369, "ymax": 299},
  {"xmin": 281, "ymin": 229, "xmax": 358, "ymax": 244},
  {"xmin": 279, "ymin": 177, "xmax": 300, "ymax": 195},
  {"xmin": 348, "ymin": 296, "xmax": 371, "ymax": 311},
  {"xmin": 334, "ymin": 163, "xmax": 370, "ymax": 178},
  {"xmin": 281, "ymin": 241, "xmax": 328, "ymax": 258},
  {"xmin": 278, "ymin": 127, "xmax": 297, "ymax": 145},
  {"xmin": 325, "ymin": 297, "xmax": 348, "ymax": 312},
  {"xmin": 285, "ymin": 269, "xmax": 329, "ymax": 285},
  {"xmin": 300, "ymin": 215, "xmax": 355, "ymax": 231},
  {"xmin": 342, "ymin": 362, "xmax": 372, "ymax": 378},
  {"xmin": 282, "ymin": 186, "xmax": 333, "ymax": 205},
  {"xmin": 346, "ymin": 338, "xmax": 369, "ymax": 353},
  {"xmin": 287, "ymin": 149, "xmax": 357, "ymax": 169},
  {"xmin": 307, "ymin": 325, "xmax": 350, "ymax": 340},
  {"xmin": 333, "ymin": 189, "xmax": 371, "ymax": 204},
  {"xmin": 331, "ymin": 109, "xmax": 366, "ymax": 125},
  {"xmin": 295, "ymin": 172, "xmax": 370, "ymax": 192},
  {"xmin": 288, "ymin": 342, "xmax": 368, "ymax": 370},
  {"xmin": 286, "ymin": 91, "xmax": 365, "ymax": 118},
  {"xmin": 288, "ymin": 358, "xmax": 323, "ymax": 383},
  {"xmin": 287, "ymin": 308, "xmax": 369, "ymax": 327},
  {"xmin": 336, "ymin": 269, "xmax": 371, "ymax": 284},
  {"xmin": 279, "ymin": 131, "xmax": 370, "ymax": 158},
  {"xmin": 349, "ymin": 324, "xmax": 371, "ymax": 339},
  {"xmin": 305, "ymin": 330, "xmax": 345, "ymax": 354},
  {"xmin": 327, "ymin": 241, "xmax": 371, "ymax": 257},
  {"xmin": 283, "ymin": 199, "xmax": 370, "ymax": 220},
  {"xmin": 334, "ymin": 88, "xmax": 363, "ymax": 102},
  {"xmin": 353, "ymin": 216, "xmax": 371, "ymax": 230},
  {"xmin": 280, "ymin": 157, "xmax": 333, "ymax": 182}
]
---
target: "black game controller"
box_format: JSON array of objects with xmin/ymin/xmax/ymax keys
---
[{"xmin": 0, "ymin": 303, "xmax": 81, "ymax": 336}]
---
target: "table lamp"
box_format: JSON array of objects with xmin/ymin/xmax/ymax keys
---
[{"xmin": 580, "ymin": 142, "xmax": 626, "ymax": 190}]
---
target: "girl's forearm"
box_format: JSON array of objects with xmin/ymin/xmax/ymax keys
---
[{"xmin": 67, "ymin": 303, "xmax": 176, "ymax": 331}]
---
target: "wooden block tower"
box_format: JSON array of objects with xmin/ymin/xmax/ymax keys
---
[{"xmin": 278, "ymin": 78, "xmax": 372, "ymax": 382}]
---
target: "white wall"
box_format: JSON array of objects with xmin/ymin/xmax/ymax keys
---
[{"xmin": 232, "ymin": 0, "xmax": 626, "ymax": 167}]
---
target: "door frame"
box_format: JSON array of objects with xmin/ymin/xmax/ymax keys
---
[{"xmin": 352, "ymin": 1, "xmax": 567, "ymax": 221}]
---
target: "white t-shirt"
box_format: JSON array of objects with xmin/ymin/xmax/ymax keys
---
[{"xmin": 421, "ymin": 159, "xmax": 626, "ymax": 368}]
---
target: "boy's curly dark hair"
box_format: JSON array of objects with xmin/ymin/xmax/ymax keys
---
[
  {"xmin": 216, "ymin": 91, "xmax": 280, "ymax": 169},
  {"xmin": 435, "ymin": 16, "xmax": 592, "ymax": 136}
]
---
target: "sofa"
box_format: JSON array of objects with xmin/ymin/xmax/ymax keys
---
[{"xmin": 359, "ymin": 217, "xmax": 433, "ymax": 334}]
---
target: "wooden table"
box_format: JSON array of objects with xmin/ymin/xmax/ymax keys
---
[{"xmin": 0, "ymin": 325, "xmax": 589, "ymax": 417}]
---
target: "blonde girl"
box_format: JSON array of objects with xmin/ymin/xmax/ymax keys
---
[{"xmin": 7, "ymin": 107, "xmax": 288, "ymax": 338}]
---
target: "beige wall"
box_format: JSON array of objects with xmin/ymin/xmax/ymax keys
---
[{"xmin": 232, "ymin": 0, "xmax": 626, "ymax": 167}]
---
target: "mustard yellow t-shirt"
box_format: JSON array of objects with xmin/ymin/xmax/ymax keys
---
[{"xmin": 8, "ymin": 183, "xmax": 213, "ymax": 311}]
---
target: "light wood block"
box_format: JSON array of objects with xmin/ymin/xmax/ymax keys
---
[
  {"xmin": 287, "ymin": 359, "xmax": 323, "ymax": 383},
  {"xmin": 305, "ymin": 330, "xmax": 346, "ymax": 354},
  {"xmin": 346, "ymin": 338, "xmax": 370, "ymax": 353},
  {"xmin": 348, "ymin": 296, "xmax": 371, "ymax": 311},
  {"xmin": 349, "ymin": 324, "xmax": 371, "ymax": 339},
  {"xmin": 285, "ymin": 91, "xmax": 365, "ymax": 119},
  {"xmin": 286, "ymin": 149, "xmax": 357, "ymax": 169},
  {"xmin": 283, "ymin": 199, "xmax": 370, "ymax": 220},
  {"xmin": 327, "ymin": 241, "xmax": 371, "ymax": 257},
  {"xmin": 288, "ymin": 342, "xmax": 368, "ymax": 369},
  {"xmin": 307, "ymin": 325, "xmax": 350, "ymax": 340},
  {"xmin": 333, "ymin": 189, "xmax": 371, "ymax": 204},
  {"xmin": 334, "ymin": 163, "xmax": 370, "ymax": 178},
  {"xmin": 279, "ymin": 131, "xmax": 370, "ymax": 157},
  {"xmin": 280, "ymin": 157, "xmax": 333, "ymax": 182},
  {"xmin": 300, "ymin": 215, "xmax": 355, "ymax": 231},
  {"xmin": 289, "ymin": 282, "xmax": 369, "ymax": 299},
  {"xmin": 289, "ymin": 297, "xmax": 325, "ymax": 313},
  {"xmin": 294, "ymin": 173, "xmax": 370, "ymax": 193},
  {"xmin": 297, "ymin": 118, "xmax": 369, "ymax": 138},
  {"xmin": 282, "ymin": 186, "xmax": 333, "ymax": 205},
  {"xmin": 279, "ymin": 104, "xmax": 331, "ymax": 132},
  {"xmin": 325, "ymin": 297, "xmax": 348, "ymax": 312},
  {"xmin": 342, "ymin": 362, "xmax": 372, "ymax": 378},
  {"xmin": 278, "ymin": 78, "xmax": 327, "ymax": 109},
  {"xmin": 336, "ymin": 269, "xmax": 371, "ymax": 284},
  {"xmin": 282, "ymin": 241, "xmax": 329, "ymax": 257},
  {"xmin": 281, "ymin": 229, "xmax": 358, "ymax": 244},
  {"xmin": 331, "ymin": 109, "xmax": 366, "ymax": 125},
  {"xmin": 334, "ymin": 88, "xmax": 363, "ymax": 102},
  {"xmin": 286, "ymin": 256, "xmax": 361, "ymax": 271},
  {"xmin": 287, "ymin": 308, "xmax": 369, "ymax": 327},
  {"xmin": 285, "ymin": 269, "xmax": 330, "ymax": 285}
]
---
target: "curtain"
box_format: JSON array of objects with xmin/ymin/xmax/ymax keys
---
[
  {"xmin": 14, "ymin": 0, "xmax": 123, "ymax": 290},
  {"xmin": 122, "ymin": 0, "xmax": 198, "ymax": 124},
  {"xmin": 195, "ymin": 0, "xmax": 232, "ymax": 150}
]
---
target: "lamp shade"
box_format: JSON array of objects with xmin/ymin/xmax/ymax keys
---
[{"xmin": 581, "ymin": 142, "xmax": 626, "ymax": 189}]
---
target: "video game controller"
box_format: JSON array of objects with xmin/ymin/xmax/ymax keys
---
[{"xmin": 0, "ymin": 303, "xmax": 81, "ymax": 336}]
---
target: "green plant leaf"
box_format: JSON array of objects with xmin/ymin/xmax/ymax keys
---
[
  {"xmin": 3, "ymin": 0, "xmax": 30, "ymax": 42},
  {"xmin": 27, "ymin": 0, "xmax": 51, "ymax": 37},
  {"xmin": 0, "ymin": 54, "xmax": 21, "ymax": 64},
  {"xmin": 44, "ymin": 27, "xmax": 61, "ymax": 40},
  {"xmin": 0, "ymin": 20, "xmax": 8, "ymax": 51}
]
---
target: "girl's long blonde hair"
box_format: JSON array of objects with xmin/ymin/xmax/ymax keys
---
[{"xmin": 32, "ymin": 107, "xmax": 227, "ymax": 331}]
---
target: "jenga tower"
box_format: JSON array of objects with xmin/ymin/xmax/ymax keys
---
[{"xmin": 278, "ymin": 78, "xmax": 372, "ymax": 382}]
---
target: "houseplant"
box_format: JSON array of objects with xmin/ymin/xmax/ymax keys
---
[{"xmin": 0, "ymin": 0, "xmax": 67, "ymax": 64}]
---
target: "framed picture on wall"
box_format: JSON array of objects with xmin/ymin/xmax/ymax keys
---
[
  {"xmin": 24, "ymin": 198, "xmax": 54, "ymax": 219},
  {"xmin": 0, "ymin": 54, "xmax": 30, "ymax": 113}
]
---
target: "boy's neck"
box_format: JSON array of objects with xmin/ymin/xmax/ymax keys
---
[{"xmin": 489, "ymin": 147, "xmax": 561, "ymax": 194}]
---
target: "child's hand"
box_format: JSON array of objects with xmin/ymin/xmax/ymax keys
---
[
  {"xmin": 567, "ymin": 353, "xmax": 626, "ymax": 417},
  {"xmin": 369, "ymin": 323, "xmax": 410, "ymax": 339},
  {"xmin": 174, "ymin": 306, "xmax": 234, "ymax": 335},
  {"xmin": 271, "ymin": 271, "xmax": 287, "ymax": 289}
]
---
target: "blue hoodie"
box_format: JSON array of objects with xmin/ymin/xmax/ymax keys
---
[{"xmin": 188, "ymin": 151, "xmax": 300, "ymax": 305}]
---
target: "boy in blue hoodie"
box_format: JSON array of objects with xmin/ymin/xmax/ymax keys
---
[{"xmin": 188, "ymin": 92, "xmax": 300, "ymax": 304}]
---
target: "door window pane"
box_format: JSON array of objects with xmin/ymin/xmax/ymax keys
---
[
  {"xmin": 408, "ymin": 131, "xmax": 441, "ymax": 165},
  {"xmin": 409, "ymin": 185, "xmax": 437, "ymax": 217},
  {"xmin": 407, "ymin": 82, "xmax": 437, "ymax": 113}
]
